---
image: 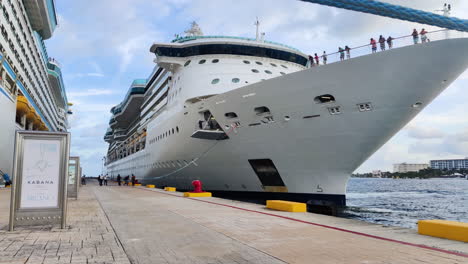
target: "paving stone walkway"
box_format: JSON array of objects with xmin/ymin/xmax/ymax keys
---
[
  {"xmin": 0, "ymin": 186, "xmax": 130, "ymax": 264},
  {"xmin": 94, "ymin": 185, "xmax": 468, "ymax": 264}
]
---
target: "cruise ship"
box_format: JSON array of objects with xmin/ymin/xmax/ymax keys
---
[
  {"xmin": 104, "ymin": 23, "xmax": 468, "ymax": 206},
  {"xmin": 0, "ymin": 0, "xmax": 69, "ymax": 176}
]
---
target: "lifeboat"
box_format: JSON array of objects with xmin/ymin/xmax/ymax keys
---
[
  {"xmin": 25, "ymin": 108, "xmax": 36, "ymax": 123},
  {"xmin": 16, "ymin": 96, "xmax": 30, "ymax": 116},
  {"xmin": 38, "ymin": 123, "xmax": 48, "ymax": 131},
  {"xmin": 32, "ymin": 112, "xmax": 41, "ymax": 127}
]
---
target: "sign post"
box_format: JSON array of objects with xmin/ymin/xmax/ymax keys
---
[
  {"xmin": 67, "ymin": 157, "xmax": 79, "ymax": 199},
  {"xmin": 9, "ymin": 131, "xmax": 70, "ymax": 231}
]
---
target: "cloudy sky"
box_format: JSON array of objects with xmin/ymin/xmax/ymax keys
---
[{"xmin": 44, "ymin": 0, "xmax": 468, "ymax": 175}]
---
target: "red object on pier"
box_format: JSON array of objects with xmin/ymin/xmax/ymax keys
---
[{"xmin": 192, "ymin": 180, "xmax": 202, "ymax": 193}]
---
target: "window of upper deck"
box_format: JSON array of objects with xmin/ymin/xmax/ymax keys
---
[{"xmin": 154, "ymin": 44, "xmax": 308, "ymax": 66}]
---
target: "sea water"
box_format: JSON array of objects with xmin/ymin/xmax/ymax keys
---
[{"xmin": 343, "ymin": 178, "xmax": 468, "ymax": 229}]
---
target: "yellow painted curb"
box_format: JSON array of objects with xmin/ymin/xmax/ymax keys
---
[
  {"xmin": 418, "ymin": 220, "xmax": 468, "ymax": 242},
  {"xmin": 164, "ymin": 187, "xmax": 176, "ymax": 192},
  {"xmin": 134, "ymin": 184, "xmax": 142, "ymax": 186},
  {"xmin": 146, "ymin": 184, "xmax": 155, "ymax": 188},
  {"xmin": 183, "ymin": 192, "xmax": 212, "ymax": 197},
  {"xmin": 266, "ymin": 200, "xmax": 307, "ymax": 212}
]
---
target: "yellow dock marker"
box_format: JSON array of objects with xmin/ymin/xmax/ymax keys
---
[
  {"xmin": 418, "ymin": 220, "xmax": 468, "ymax": 242},
  {"xmin": 164, "ymin": 187, "xmax": 176, "ymax": 192},
  {"xmin": 134, "ymin": 183, "xmax": 142, "ymax": 186},
  {"xmin": 266, "ymin": 200, "xmax": 307, "ymax": 212},
  {"xmin": 183, "ymin": 192, "xmax": 212, "ymax": 197},
  {"xmin": 146, "ymin": 184, "xmax": 155, "ymax": 188}
]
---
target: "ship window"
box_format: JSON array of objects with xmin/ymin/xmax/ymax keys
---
[
  {"xmin": 281, "ymin": 64, "xmax": 288, "ymax": 69},
  {"xmin": 184, "ymin": 60, "xmax": 191, "ymax": 66},
  {"xmin": 212, "ymin": 59, "xmax": 219, "ymax": 63},
  {"xmin": 270, "ymin": 63, "xmax": 277, "ymax": 67},
  {"xmin": 251, "ymin": 69, "xmax": 259, "ymax": 73},
  {"xmin": 314, "ymin": 94, "xmax": 335, "ymax": 104},
  {"xmin": 225, "ymin": 112, "xmax": 238, "ymax": 119},
  {"xmin": 199, "ymin": 59, "xmax": 206, "ymax": 64},
  {"xmin": 243, "ymin": 60, "xmax": 250, "ymax": 64},
  {"xmin": 211, "ymin": 78, "xmax": 220, "ymax": 84},
  {"xmin": 232, "ymin": 78, "xmax": 240, "ymax": 83},
  {"xmin": 280, "ymin": 72, "xmax": 285, "ymax": 75},
  {"xmin": 176, "ymin": 126, "xmax": 179, "ymax": 133},
  {"xmin": 172, "ymin": 128, "xmax": 175, "ymax": 134},
  {"xmin": 254, "ymin": 106, "xmax": 270, "ymax": 115},
  {"xmin": 255, "ymin": 61, "xmax": 263, "ymax": 65},
  {"xmin": 265, "ymin": 70, "xmax": 272, "ymax": 74}
]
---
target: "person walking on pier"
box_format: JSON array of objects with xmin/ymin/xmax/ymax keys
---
[
  {"xmin": 103, "ymin": 174, "xmax": 108, "ymax": 186},
  {"xmin": 322, "ymin": 51, "xmax": 327, "ymax": 65},
  {"xmin": 370, "ymin": 38, "xmax": 377, "ymax": 53},
  {"xmin": 131, "ymin": 174, "xmax": 136, "ymax": 187},
  {"xmin": 387, "ymin": 36, "xmax": 393, "ymax": 49},
  {"xmin": 81, "ymin": 175, "xmax": 86, "ymax": 185},
  {"xmin": 379, "ymin": 35, "xmax": 386, "ymax": 51},
  {"xmin": 124, "ymin": 175, "xmax": 129, "ymax": 186},
  {"xmin": 98, "ymin": 175, "xmax": 103, "ymax": 186},
  {"xmin": 117, "ymin": 174, "xmax": 122, "ymax": 186},
  {"xmin": 412, "ymin": 29, "xmax": 419, "ymax": 44}
]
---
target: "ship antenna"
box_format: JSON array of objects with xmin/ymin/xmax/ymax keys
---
[{"xmin": 254, "ymin": 17, "xmax": 260, "ymax": 41}]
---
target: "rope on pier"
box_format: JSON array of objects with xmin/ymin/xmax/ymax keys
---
[{"xmin": 300, "ymin": 0, "xmax": 468, "ymax": 32}]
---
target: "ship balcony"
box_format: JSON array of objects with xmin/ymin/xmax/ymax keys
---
[
  {"xmin": 113, "ymin": 129, "xmax": 127, "ymax": 140},
  {"xmin": 23, "ymin": 0, "xmax": 58, "ymax": 40},
  {"xmin": 47, "ymin": 59, "xmax": 67, "ymax": 108}
]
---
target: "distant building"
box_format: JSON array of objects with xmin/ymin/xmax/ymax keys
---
[
  {"xmin": 393, "ymin": 163, "xmax": 429, "ymax": 173},
  {"xmin": 430, "ymin": 158, "xmax": 468, "ymax": 170}
]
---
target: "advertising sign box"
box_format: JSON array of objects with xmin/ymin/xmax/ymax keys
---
[
  {"xmin": 68, "ymin": 157, "xmax": 79, "ymax": 198},
  {"xmin": 9, "ymin": 131, "xmax": 70, "ymax": 230}
]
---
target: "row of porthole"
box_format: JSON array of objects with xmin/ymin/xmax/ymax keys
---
[
  {"xmin": 184, "ymin": 59, "xmax": 219, "ymax": 66},
  {"xmin": 148, "ymin": 126, "xmax": 180, "ymax": 144},
  {"xmin": 243, "ymin": 60, "xmax": 289, "ymax": 69},
  {"xmin": 210, "ymin": 70, "xmax": 286, "ymax": 85},
  {"xmin": 184, "ymin": 58, "xmax": 290, "ymax": 70}
]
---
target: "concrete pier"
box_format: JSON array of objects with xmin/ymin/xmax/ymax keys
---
[{"xmin": 1, "ymin": 182, "xmax": 467, "ymax": 263}]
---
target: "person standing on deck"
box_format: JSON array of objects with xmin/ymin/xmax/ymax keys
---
[
  {"xmin": 322, "ymin": 51, "xmax": 327, "ymax": 65},
  {"xmin": 370, "ymin": 38, "xmax": 377, "ymax": 53},
  {"xmin": 314, "ymin": 53, "xmax": 320, "ymax": 65},
  {"xmin": 420, "ymin": 28, "xmax": 428, "ymax": 43},
  {"xmin": 338, "ymin": 47, "xmax": 345, "ymax": 61},
  {"xmin": 386, "ymin": 36, "xmax": 393, "ymax": 49},
  {"xmin": 308, "ymin": 55, "xmax": 315, "ymax": 67},
  {"xmin": 117, "ymin": 174, "xmax": 122, "ymax": 186},
  {"xmin": 379, "ymin": 35, "xmax": 386, "ymax": 51},
  {"xmin": 344, "ymin": 46, "xmax": 351, "ymax": 59},
  {"xmin": 412, "ymin": 29, "xmax": 419, "ymax": 44}
]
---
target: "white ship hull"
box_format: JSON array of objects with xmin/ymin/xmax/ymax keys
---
[{"xmin": 107, "ymin": 38, "xmax": 468, "ymax": 205}]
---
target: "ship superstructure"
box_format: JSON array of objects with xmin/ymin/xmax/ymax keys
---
[
  {"xmin": 104, "ymin": 23, "xmax": 468, "ymax": 206},
  {"xmin": 0, "ymin": 0, "xmax": 69, "ymax": 176}
]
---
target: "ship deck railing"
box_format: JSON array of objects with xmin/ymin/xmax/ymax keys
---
[{"xmin": 310, "ymin": 29, "xmax": 464, "ymax": 66}]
